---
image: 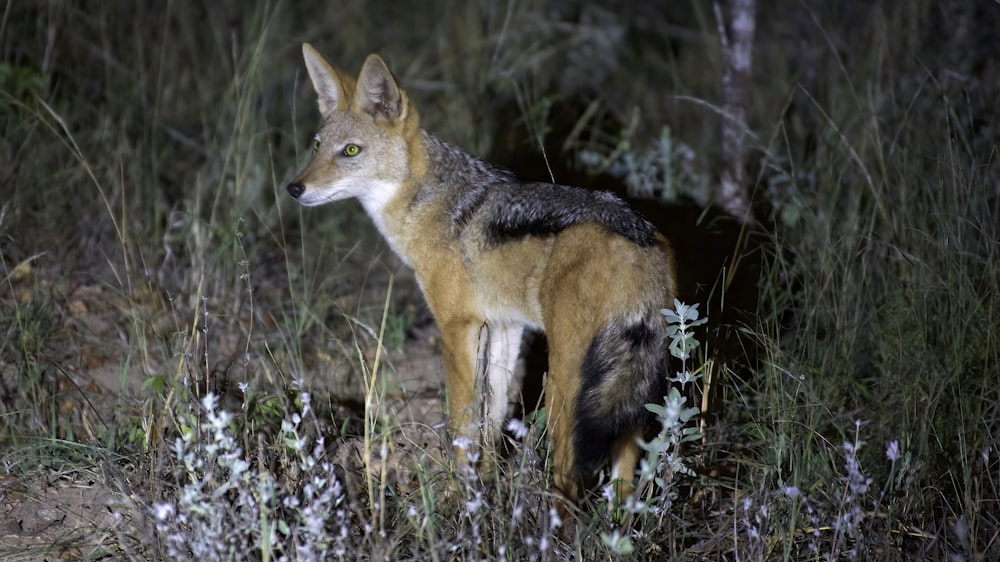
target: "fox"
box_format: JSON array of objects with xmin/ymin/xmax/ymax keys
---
[{"xmin": 287, "ymin": 44, "xmax": 678, "ymax": 507}]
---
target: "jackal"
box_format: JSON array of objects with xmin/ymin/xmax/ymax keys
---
[{"xmin": 287, "ymin": 44, "xmax": 678, "ymax": 505}]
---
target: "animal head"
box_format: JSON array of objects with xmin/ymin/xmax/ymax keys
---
[{"xmin": 287, "ymin": 45, "xmax": 419, "ymax": 208}]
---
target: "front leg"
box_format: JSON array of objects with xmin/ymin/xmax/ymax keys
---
[
  {"xmin": 418, "ymin": 263, "xmax": 520, "ymax": 473},
  {"xmin": 479, "ymin": 322, "xmax": 523, "ymax": 467},
  {"xmin": 438, "ymin": 316, "xmax": 485, "ymax": 468},
  {"xmin": 482, "ymin": 322, "xmax": 523, "ymax": 447},
  {"xmin": 419, "ymin": 262, "xmax": 486, "ymax": 468},
  {"xmin": 438, "ymin": 318, "xmax": 523, "ymax": 472}
]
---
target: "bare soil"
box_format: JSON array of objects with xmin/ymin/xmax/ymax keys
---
[{"xmin": 0, "ymin": 265, "xmax": 454, "ymax": 560}]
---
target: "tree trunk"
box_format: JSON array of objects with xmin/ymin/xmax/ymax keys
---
[{"xmin": 715, "ymin": 0, "xmax": 756, "ymax": 223}]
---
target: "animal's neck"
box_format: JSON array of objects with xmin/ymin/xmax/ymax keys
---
[{"xmin": 420, "ymin": 132, "xmax": 515, "ymax": 188}]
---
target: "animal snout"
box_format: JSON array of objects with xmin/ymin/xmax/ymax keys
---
[{"xmin": 287, "ymin": 182, "xmax": 305, "ymax": 198}]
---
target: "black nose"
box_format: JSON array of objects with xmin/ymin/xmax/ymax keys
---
[{"xmin": 287, "ymin": 182, "xmax": 305, "ymax": 198}]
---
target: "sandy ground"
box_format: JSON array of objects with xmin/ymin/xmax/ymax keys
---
[{"xmin": 0, "ymin": 269, "xmax": 458, "ymax": 560}]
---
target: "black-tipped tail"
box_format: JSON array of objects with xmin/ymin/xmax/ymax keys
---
[{"xmin": 574, "ymin": 313, "xmax": 666, "ymax": 475}]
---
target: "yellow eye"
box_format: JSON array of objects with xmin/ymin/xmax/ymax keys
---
[
  {"xmin": 311, "ymin": 136, "xmax": 321, "ymax": 152},
  {"xmin": 342, "ymin": 143, "xmax": 361, "ymax": 157}
]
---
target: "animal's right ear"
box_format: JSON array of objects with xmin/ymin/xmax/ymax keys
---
[{"xmin": 301, "ymin": 43, "xmax": 355, "ymax": 115}]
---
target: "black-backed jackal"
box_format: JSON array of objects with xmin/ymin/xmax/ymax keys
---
[{"xmin": 287, "ymin": 44, "xmax": 678, "ymax": 507}]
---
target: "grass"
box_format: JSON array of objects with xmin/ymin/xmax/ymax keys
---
[{"xmin": 2, "ymin": 1, "xmax": 998, "ymax": 560}]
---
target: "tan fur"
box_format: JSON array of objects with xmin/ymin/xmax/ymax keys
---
[{"xmin": 288, "ymin": 44, "xmax": 678, "ymax": 508}]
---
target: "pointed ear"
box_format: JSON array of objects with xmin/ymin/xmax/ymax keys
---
[
  {"xmin": 302, "ymin": 43, "xmax": 355, "ymax": 114},
  {"xmin": 355, "ymin": 54, "xmax": 407, "ymax": 122}
]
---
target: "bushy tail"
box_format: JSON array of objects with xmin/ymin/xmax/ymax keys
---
[{"xmin": 574, "ymin": 310, "xmax": 667, "ymax": 475}]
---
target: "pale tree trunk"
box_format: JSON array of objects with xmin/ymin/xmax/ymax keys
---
[{"xmin": 714, "ymin": 0, "xmax": 756, "ymax": 223}]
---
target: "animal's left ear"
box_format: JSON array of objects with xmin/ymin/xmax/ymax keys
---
[{"xmin": 355, "ymin": 54, "xmax": 407, "ymax": 122}]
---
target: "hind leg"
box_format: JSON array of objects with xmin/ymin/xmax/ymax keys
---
[
  {"xmin": 610, "ymin": 428, "xmax": 642, "ymax": 500},
  {"xmin": 541, "ymin": 326, "xmax": 592, "ymax": 504},
  {"xmin": 548, "ymin": 310, "xmax": 665, "ymax": 503},
  {"xmin": 537, "ymin": 224, "xmax": 668, "ymax": 508},
  {"xmin": 544, "ymin": 371, "xmax": 579, "ymax": 502}
]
